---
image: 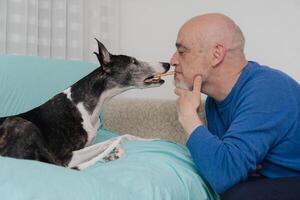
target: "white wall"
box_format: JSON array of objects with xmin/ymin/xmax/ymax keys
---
[{"xmin": 117, "ymin": 0, "xmax": 300, "ymax": 99}]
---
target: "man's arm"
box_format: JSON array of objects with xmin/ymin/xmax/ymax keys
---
[{"xmin": 175, "ymin": 76, "xmax": 293, "ymax": 193}]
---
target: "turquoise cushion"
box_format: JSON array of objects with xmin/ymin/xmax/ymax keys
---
[
  {"xmin": 0, "ymin": 55, "xmax": 219, "ymax": 200},
  {"xmin": 0, "ymin": 54, "xmax": 98, "ymax": 116}
]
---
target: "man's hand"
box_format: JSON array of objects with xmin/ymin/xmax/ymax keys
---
[{"xmin": 175, "ymin": 76, "xmax": 204, "ymax": 136}]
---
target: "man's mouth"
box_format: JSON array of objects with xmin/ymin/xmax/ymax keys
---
[{"xmin": 143, "ymin": 71, "xmax": 175, "ymax": 85}]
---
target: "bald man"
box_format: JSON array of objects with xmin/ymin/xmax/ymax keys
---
[{"xmin": 171, "ymin": 13, "xmax": 300, "ymax": 199}]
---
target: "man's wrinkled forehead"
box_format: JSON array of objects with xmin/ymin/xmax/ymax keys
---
[
  {"xmin": 176, "ymin": 27, "xmax": 190, "ymax": 47},
  {"xmin": 176, "ymin": 28, "xmax": 199, "ymax": 51},
  {"xmin": 176, "ymin": 23, "xmax": 201, "ymax": 46}
]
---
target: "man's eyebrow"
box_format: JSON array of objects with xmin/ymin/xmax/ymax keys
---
[{"xmin": 175, "ymin": 43, "xmax": 189, "ymax": 50}]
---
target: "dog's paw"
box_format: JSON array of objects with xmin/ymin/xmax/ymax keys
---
[{"xmin": 103, "ymin": 146, "xmax": 124, "ymax": 162}]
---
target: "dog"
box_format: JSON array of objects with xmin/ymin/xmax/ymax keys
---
[{"xmin": 0, "ymin": 38, "xmax": 170, "ymax": 169}]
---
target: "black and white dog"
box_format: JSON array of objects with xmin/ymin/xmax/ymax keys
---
[{"xmin": 0, "ymin": 39, "xmax": 170, "ymax": 169}]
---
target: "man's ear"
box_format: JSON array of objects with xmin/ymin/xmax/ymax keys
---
[
  {"xmin": 94, "ymin": 38, "xmax": 111, "ymax": 66},
  {"xmin": 211, "ymin": 44, "xmax": 226, "ymax": 67}
]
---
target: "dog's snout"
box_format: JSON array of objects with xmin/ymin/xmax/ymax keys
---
[{"xmin": 161, "ymin": 62, "xmax": 170, "ymax": 71}]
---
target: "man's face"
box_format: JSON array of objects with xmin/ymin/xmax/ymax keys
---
[{"xmin": 170, "ymin": 27, "xmax": 212, "ymax": 91}]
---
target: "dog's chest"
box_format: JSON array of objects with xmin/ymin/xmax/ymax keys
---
[
  {"xmin": 63, "ymin": 86, "xmax": 124, "ymax": 147},
  {"xmin": 63, "ymin": 88, "xmax": 100, "ymax": 146},
  {"xmin": 77, "ymin": 102, "xmax": 99, "ymax": 146}
]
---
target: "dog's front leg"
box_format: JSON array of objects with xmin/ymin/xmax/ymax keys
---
[
  {"xmin": 68, "ymin": 137, "xmax": 125, "ymax": 170},
  {"xmin": 68, "ymin": 134, "xmax": 157, "ymax": 170}
]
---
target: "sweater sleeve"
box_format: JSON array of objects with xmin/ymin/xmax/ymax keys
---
[{"xmin": 186, "ymin": 76, "xmax": 296, "ymax": 193}]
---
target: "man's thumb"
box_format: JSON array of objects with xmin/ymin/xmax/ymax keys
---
[{"xmin": 193, "ymin": 75, "xmax": 202, "ymax": 93}]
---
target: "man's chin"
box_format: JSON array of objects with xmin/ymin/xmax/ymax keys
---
[{"xmin": 173, "ymin": 80, "xmax": 191, "ymax": 91}]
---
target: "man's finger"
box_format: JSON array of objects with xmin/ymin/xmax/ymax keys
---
[
  {"xmin": 193, "ymin": 75, "xmax": 202, "ymax": 93},
  {"xmin": 174, "ymin": 88, "xmax": 184, "ymax": 96}
]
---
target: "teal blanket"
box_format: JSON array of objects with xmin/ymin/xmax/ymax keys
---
[{"xmin": 0, "ymin": 129, "xmax": 217, "ymax": 200}]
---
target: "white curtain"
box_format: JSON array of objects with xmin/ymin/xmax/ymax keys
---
[{"xmin": 0, "ymin": 0, "xmax": 119, "ymax": 63}]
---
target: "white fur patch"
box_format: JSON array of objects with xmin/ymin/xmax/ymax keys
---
[
  {"xmin": 64, "ymin": 86, "xmax": 98, "ymax": 144},
  {"xmin": 77, "ymin": 88, "xmax": 125, "ymax": 146},
  {"xmin": 77, "ymin": 102, "xmax": 98, "ymax": 146},
  {"xmin": 63, "ymin": 86, "xmax": 125, "ymax": 147},
  {"xmin": 148, "ymin": 62, "xmax": 166, "ymax": 73},
  {"xmin": 63, "ymin": 87, "xmax": 72, "ymax": 101}
]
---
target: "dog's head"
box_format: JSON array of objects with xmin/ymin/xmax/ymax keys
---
[{"xmin": 94, "ymin": 38, "xmax": 170, "ymax": 89}]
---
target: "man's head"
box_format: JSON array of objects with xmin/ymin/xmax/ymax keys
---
[{"xmin": 171, "ymin": 13, "xmax": 247, "ymax": 93}]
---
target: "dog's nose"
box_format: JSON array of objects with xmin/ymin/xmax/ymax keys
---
[{"xmin": 161, "ymin": 62, "xmax": 170, "ymax": 71}]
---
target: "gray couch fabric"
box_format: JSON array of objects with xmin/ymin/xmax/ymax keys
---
[{"xmin": 103, "ymin": 98, "xmax": 206, "ymax": 144}]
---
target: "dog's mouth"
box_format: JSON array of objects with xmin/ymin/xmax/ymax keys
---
[
  {"xmin": 143, "ymin": 75, "xmax": 164, "ymax": 85},
  {"xmin": 143, "ymin": 71, "xmax": 175, "ymax": 85}
]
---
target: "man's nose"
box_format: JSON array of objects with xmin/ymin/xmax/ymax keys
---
[{"xmin": 170, "ymin": 52, "xmax": 179, "ymax": 66}]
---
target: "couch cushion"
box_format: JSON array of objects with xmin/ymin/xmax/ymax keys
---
[
  {"xmin": 103, "ymin": 97, "xmax": 206, "ymax": 144},
  {"xmin": 0, "ymin": 54, "xmax": 97, "ymax": 116}
]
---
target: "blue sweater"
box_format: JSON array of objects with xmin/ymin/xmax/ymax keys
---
[{"xmin": 186, "ymin": 61, "xmax": 300, "ymax": 193}]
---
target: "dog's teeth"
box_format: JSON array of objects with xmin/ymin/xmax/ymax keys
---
[
  {"xmin": 152, "ymin": 77, "xmax": 161, "ymax": 83},
  {"xmin": 144, "ymin": 76, "xmax": 161, "ymax": 84}
]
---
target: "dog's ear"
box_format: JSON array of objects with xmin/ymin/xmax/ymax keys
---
[{"xmin": 94, "ymin": 38, "xmax": 111, "ymax": 67}]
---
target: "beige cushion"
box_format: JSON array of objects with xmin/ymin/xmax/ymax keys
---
[{"xmin": 103, "ymin": 97, "xmax": 206, "ymax": 144}]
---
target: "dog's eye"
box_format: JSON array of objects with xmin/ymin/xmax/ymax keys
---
[{"xmin": 132, "ymin": 59, "xmax": 138, "ymax": 65}]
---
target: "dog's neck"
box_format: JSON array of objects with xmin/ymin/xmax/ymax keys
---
[{"xmin": 63, "ymin": 69, "xmax": 126, "ymax": 145}]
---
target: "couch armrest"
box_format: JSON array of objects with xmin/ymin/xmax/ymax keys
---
[{"xmin": 103, "ymin": 97, "xmax": 206, "ymax": 144}]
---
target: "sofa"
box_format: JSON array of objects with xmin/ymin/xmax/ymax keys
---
[
  {"xmin": 103, "ymin": 97, "xmax": 206, "ymax": 145},
  {"xmin": 0, "ymin": 54, "xmax": 217, "ymax": 200}
]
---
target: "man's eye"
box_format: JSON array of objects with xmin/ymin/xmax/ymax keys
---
[{"xmin": 178, "ymin": 51, "xmax": 185, "ymax": 55}]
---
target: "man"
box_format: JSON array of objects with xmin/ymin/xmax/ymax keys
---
[{"xmin": 171, "ymin": 13, "xmax": 300, "ymax": 199}]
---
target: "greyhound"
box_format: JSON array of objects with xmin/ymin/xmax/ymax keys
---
[{"xmin": 0, "ymin": 39, "xmax": 170, "ymax": 169}]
